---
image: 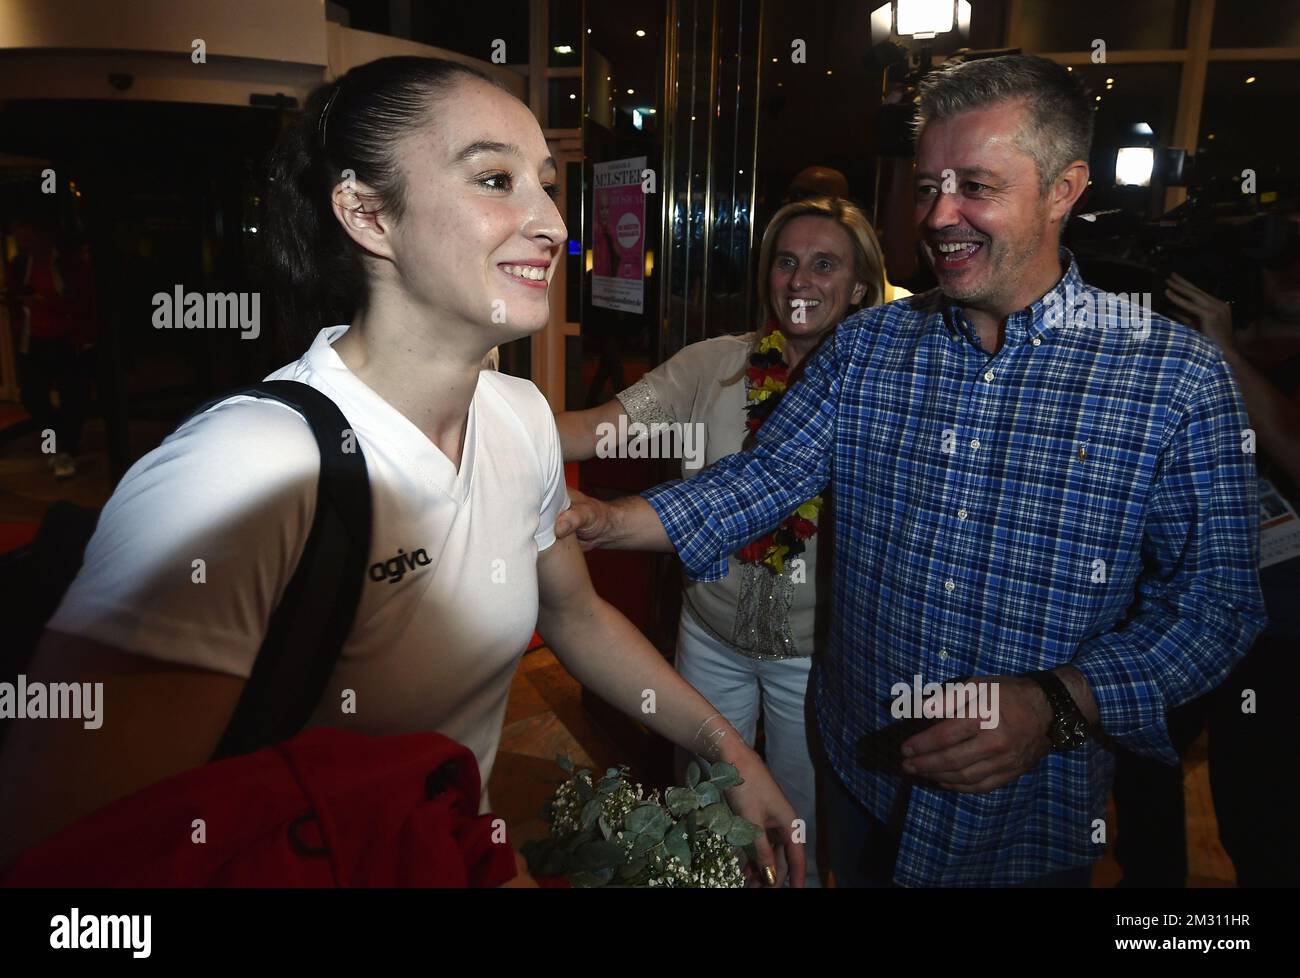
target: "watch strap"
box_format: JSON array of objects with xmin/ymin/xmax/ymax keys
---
[{"xmin": 1025, "ymin": 669, "xmax": 1089, "ymax": 749}]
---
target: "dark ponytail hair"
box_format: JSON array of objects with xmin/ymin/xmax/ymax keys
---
[{"xmin": 266, "ymin": 56, "xmax": 499, "ymax": 355}]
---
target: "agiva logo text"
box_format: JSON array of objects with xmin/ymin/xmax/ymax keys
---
[{"xmin": 369, "ymin": 548, "xmax": 432, "ymax": 584}]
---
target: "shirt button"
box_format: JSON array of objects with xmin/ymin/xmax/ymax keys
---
[
  {"xmin": 957, "ymin": 508, "xmax": 968, "ymax": 520},
  {"xmin": 984, "ymin": 370, "xmax": 994, "ymax": 382},
  {"xmin": 970, "ymin": 438, "xmax": 981, "ymax": 451},
  {"xmin": 944, "ymin": 579, "xmax": 956, "ymax": 592},
  {"xmin": 939, "ymin": 649, "xmax": 950, "ymax": 660},
  {"xmin": 1032, "ymin": 337, "xmax": 1042, "ymax": 347}
]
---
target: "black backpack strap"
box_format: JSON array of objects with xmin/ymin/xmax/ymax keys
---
[{"xmin": 194, "ymin": 381, "xmax": 372, "ymax": 760}]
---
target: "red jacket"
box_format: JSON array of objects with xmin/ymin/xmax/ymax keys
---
[{"xmin": 1, "ymin": 727, "xmax": 519, "ymax": 887}]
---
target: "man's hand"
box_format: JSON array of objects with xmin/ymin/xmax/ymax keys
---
[
  {"xmin": 554, "ymin": 488, "xmax": 613, "ymax": 551},
  {"xmin": 554, "ymin": 490, "xmax": 674, "ymax": 553},
  {"xmin": 899, "ymin": 675, "xmax": 1053, "ymax": 793}
]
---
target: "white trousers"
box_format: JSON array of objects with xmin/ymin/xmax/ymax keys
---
[{"xmin": 674, "ymin": 607, "xmax": 822, "ymax": 886}]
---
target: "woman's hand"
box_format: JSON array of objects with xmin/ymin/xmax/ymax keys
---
[
  {"xmin": 1166, "ymin": 273, "xmax": 1237, "ymax": 352},
  {"xmin": 537, "ymin": 533, "xmax": 804, "ymax": 886},
  {"xmin": 723, "ymin": 746, "xmax": 807, "ymax": 888}
]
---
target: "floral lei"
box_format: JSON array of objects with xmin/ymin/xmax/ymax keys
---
[{"xmin": 737, "ymin": 324, "xmax": 822, "ymax": 575}]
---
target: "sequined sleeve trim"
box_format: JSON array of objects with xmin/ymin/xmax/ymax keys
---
[{"xmin": 616, "ymin": 378, "xmax": 675, "ymax": 427}]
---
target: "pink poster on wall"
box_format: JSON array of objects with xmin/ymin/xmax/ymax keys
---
[{"xmin": 592, "ymin": 156, "xmax": 646, "ymax": 313}]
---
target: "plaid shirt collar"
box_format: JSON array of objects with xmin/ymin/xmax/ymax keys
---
[{"xmin": 930, "ymin": 247, "xmax": 1085, "ymax": 350}]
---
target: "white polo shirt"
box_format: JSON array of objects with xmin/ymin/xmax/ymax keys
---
[{"xmin": 50, "ymin": 325, "xmax": 570, "ymax": 806}]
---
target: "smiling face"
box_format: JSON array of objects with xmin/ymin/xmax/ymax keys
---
[
  {"xmin": 914, "ymin": 99, "xmax": 1072, "ymax": 316},
  {"xmin": 379, "ymin": 77, "xmax": 567, "ymax": 345},
  {"xmin": 767, "ymin": 215, "xmax": 867, "ymax": 344}
]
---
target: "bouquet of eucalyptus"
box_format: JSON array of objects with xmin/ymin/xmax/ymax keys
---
[{"xmin": 522, "ymin": 755, "xmax": 764, "ymax": 887}]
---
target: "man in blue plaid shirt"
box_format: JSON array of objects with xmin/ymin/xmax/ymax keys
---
[{"xmin": 557, "ymin": 55, "xmax": 1267, "ymax": 887}]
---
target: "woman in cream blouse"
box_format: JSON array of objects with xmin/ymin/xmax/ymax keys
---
[{"xmin": 556, "ymin": 196, "xmax": 886, "ymax": 885}]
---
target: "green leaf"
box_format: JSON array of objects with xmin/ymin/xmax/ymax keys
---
[
  {"xmin": 726, "ymin": 819, "xmax": 761, "ymax": 847},
  {"xmin": 697, "ymin": 756, "xmax": 713, "ymax": 778},
  {"xmin": 598, "ymin": 814, "xmax": 613, "ymax": 840},
  {"xmin": 539, "ymin": 845, "xmax": 568, "ymax": 877},
  {"xmin": 685, "ymin": 761, "xmax": 701, "ymax": 789},
  {"xmin": 574, "ymin": 776, "xmax": 595, "ymax": 804},
  {"xmin": 580, "ymin": 797, "xmax": 603, "ymax": 832},
  {"xmin": 644, "ymin": 808, "xmax": 672, "ymax": 840},
  {"xmin": 693, "ymin": 781, "xmax": 721, "ymax": 807},
  {"xmin": 560, "ymin": 834, "xmax": 582, "ymax": 854},
  {"xmin": 597, "ymin": 766, "xmax": 625, "ymax": 795},
  {"xmin": 665, "ymin": 786, "xmax": 699, "ymax": 817},
  {"xmin": 707, "ymin": 762, "xmax": 742, "ymax": 789},
  {"xmin": 699, "ymin": 802, "xmax": 732, "ymax": 834},
  {"xmin": 573, "ymin": 839, "xmax": 625, "ymax": 872},
  {"xmin": 664, "ymin": 822, "xmax": 691, "ymax": 870},
  {"xmin": 569, "ymin": 870, "xmax": 610, "ymax": 888},
  {"xmin": 630, "ymin": 831, "xmax": 660, "ymax": 857},
  {"xmin": 619, "ymin": 858, "xmax": 647, "ymax": 880},
  {"xmin": 520, "ymin": 838, "xmax": 550, "ymax": 874},
  {"xmin": 624, "ymin": 804, "xmax": 656, "ymax": 834},
  {"xmin": 625, "ymin": 802, "xmax": 670, "ymax": 836},
  {"xmin": 556, "ymin": 754, "xmax": 574, "ymax": 774}
]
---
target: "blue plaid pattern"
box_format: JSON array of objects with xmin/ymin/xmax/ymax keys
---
[{"xmin": 644, "ymin": 253, "xmax": 1267, "ymax": 886}]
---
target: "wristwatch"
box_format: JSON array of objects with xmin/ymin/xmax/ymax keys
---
[{"xmin": 1024, "ymin": 670, "xmax": 1090, "ymax": 752}]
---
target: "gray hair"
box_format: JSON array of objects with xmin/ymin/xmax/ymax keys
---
[{"xmin": 913, "ymin": 54, "xmax": 1093, "ymax": 195}]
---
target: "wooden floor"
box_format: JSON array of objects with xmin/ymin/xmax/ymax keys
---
[{"xmin": 2, "ymin": 416, "xmax": 1240, "ymax": 886}]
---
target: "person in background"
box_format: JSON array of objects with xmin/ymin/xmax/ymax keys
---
[
  {"xmin": 6, "ymin": 215, "xmax": 98, "ymax": 479},
  {"xmin": 555, "ymin": 196, "xmax": 886, "ymax": 885},
  {"xmin": 873, "ymin": 79, "xmax": 933, "ymax": 293},
  {"xmin": 1111, "ymin": 246, "xmax": 1300, "ymax": 887},
  {"xmin": 785, "ymin": 166, "xmax": 851, "ymax": 203}
]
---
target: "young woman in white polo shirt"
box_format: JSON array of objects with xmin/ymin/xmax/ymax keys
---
[{"xmin": 0, "ymin": 57, "xmax": 803, "ymax": 885}]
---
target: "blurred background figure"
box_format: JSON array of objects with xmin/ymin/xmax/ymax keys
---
[
  {"xmin": 786, "ymin": 165, "xmax": 851, "ymax": 203},
  {"xmin": 5, "ymin": 214, "xmax": 98, "ymax": 479},
  {"xmin": 1113, "ymin": 209, "xmax": 1300, "ymax": 889}
]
